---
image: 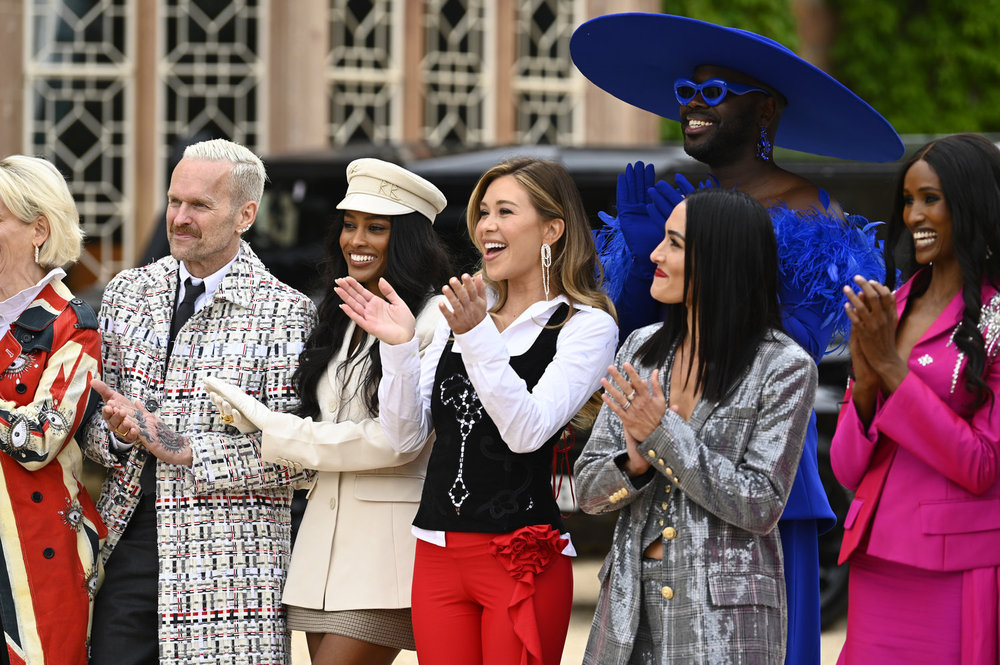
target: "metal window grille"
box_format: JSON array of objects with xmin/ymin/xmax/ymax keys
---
[
  {"xmin": 514, "ymin": 0, "xmax": 583, "ymax": 145},
  {"xmin": 26, "ymin": 0, "xmax": 134, "ymax": 284},
  {"xmin": 160, "ymin": 0, "xmax": 266, "ymax": 161},
  {"xmin": 423, "ymin": 0, "xmax": 490, "ymax": 148},
  {"xmin": 327, "ymin": 0, "xmax": 402, "ymax": 146}
]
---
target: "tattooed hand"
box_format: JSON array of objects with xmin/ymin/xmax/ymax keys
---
[{"xmin": 92, "ymin": 379, "xmax": 193, "ymax": 467}]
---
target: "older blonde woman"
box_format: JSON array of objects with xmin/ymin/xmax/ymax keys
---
[{"xmin": 0, "ymin": 155, "xmax": 105, "ymax": 665}]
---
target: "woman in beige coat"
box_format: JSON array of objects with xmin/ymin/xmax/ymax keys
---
[{"xmin": 205, "ymin": 158, "xmax": 453, "ymax": 665}]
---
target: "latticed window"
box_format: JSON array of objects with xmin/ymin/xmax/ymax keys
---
[
  {"xmin": 514, "ymin": 0, "xmax": 582, "ymax": 145},
  {"xmin": 161, "ymin": 0, "xmax": 265, "ymax": 160},
  {"xmin": 26, "ymin": 0, "xmax": 133, "ymax": 283},
  {"xmin": 328, "ymin": 0, "xmax": 402, "ymax": 146},
  {"xmin": 423, "ymin": 0, "xmax": 489, "ymax": 148}
]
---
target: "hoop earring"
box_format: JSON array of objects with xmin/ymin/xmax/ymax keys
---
[
  {"xmin": 34, "ymin": 245, "xmax": 39, "ymax": 264},
  {"xmin": 756, "ymin": 126, "xmax": 773, "ymax": 161},
  {"xmin": 541, "ymin": 243, "xmax": 552, "ymax": 300}
]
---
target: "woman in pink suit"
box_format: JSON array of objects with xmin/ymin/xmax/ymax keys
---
[{"xmin": 832, "ymin": 133, "xmax": 1000, "ymax": 664}]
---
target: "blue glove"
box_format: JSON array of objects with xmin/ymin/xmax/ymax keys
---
[
  {"xmin": 646, "ymin": 173, "xmax": 718, "ymax": 225},
  {"xmin": 605, "ymin": 161, "xmax": 661, "ymax": 259}
]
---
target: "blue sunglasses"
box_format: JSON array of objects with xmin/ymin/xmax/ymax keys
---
[{"xmin": 673, "ymin": 78, "xmax": 770, "ymax": 106}]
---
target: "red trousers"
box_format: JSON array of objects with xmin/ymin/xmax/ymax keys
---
[{"xmin": 411, "ymin": 532, "xmax": 573, "ymax": 665}]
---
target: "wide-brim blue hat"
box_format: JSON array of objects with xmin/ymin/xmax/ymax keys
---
[{"xmin": 570, "ymin": 12, "xmax": 904, "ymax": 162}]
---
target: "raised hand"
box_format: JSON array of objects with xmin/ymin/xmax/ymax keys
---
[
  {"xmin": 843, "ymin": 275, "xmax": 906, "ymax": 394},
  {"xmin": 611, "ymin": 161, "xmax": 662, "ymax": 258},
  {"xmin": 92, "ymin": 379, "xmax": 193, "ymax": 467},
  {"xmin": 334, "ymin": 276, "xmax": 416, "ymax": 345},
  {"xmin": 602, "ymin": 362, "xmax": 667, "ymax": 442},
  {"xmin": 647, "ymin": 172, "xmax": 717, "ymax": 225},
  {"xmin": 440, "ymin": 273, "xmax": 487, "ymax": 335}
]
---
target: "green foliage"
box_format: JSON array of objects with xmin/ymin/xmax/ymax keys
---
[
  {"xmin": 828, "ymin": 0, "xmax": 1000, "ymax": 133},
  {"xmin": 658, "ymin": 0, "xmax": 799, "ymax": 140}
]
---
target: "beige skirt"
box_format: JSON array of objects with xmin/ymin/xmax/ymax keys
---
[{"xmin": 285, "ymin": 605, "xmax": 416, "ymax": 651}]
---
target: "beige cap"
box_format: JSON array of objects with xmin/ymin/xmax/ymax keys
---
[{"xmin": 336, "ymin": 158, "xmax": 447, "ymax": 224}]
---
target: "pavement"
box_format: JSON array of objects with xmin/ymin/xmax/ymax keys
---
[{"xmin": 291, "ymin": 558, "xmax": 847, "ymax": 664}]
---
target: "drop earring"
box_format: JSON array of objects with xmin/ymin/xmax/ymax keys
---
[
  {"xmin": 756, "ymin": 126, "xmax": 773, "ymax": 161},
  {"xmin": 541, "ymin": 243, "xmax": 552, "ymax": 300},
  {"xmin": 33, "ymin": 245, "xmax": 39, "ymax": 264}
]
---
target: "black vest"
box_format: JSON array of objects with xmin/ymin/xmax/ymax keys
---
[{"xmin": 415, "ymin": 304, "xmax": 570, "ymax": 534}]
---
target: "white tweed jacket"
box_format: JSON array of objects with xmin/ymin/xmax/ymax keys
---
[{"xmin": 85, "ymin": 242, "xmax": 316, "ymax": 665}]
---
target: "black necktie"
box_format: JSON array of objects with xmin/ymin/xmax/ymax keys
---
[
  {"xmin": 169, "ymin": 277, "xmax": 206, "ymax": 343},
  {"xmin": 141, "ymin": 277, "xmax": 206, "ymax": 496}
]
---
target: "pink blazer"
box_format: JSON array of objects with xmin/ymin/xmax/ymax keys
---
[{"xmin": 832, "ymin": 272, "xmax": 1000, "ymax": 572}]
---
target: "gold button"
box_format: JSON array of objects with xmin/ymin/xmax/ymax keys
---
[
  {"xmin": 664, "ymin": 486, "xmax": 671, "ymax": 494},
  {"xmin": 661, "ymin": 502, "xmax": 668, "ymax": 510},
  {"xmin": 663, "ymin": 526, "xmax": 676, "ymax": 540},
  {"xmin": 608, "ymin": 494, "xmax": 617, "ymax": 503},
  {"xmin": 664, "ymin": 467, "xmax": 673, "ymax": 475},
  {"xmin": 657, "ymin": 459, "xmax": 665, "ymax": 466},
  {"xmin": 659, "ymin": 519, "xmax": 664, "ymax": 526},
  {"xmin": 647, "ymin": 449, "xmax": 656, "ymax": 458},
  {"xmin": 661, "ymin": 586, "xmax": 674, "ymax": 600}
]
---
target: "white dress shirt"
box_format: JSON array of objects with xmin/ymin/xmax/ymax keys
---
[
  {"xmin": 177, "ymin": 252, "xmax": 239, "ymax": 313},
  {"xmin": 379, "ymin": 293, "xmax": 617, "ymax": 548},
  {"xmin": 0, "ymin": 268, "xmax": 66, "ymax": 339},
  {"xmin": 379, "ymin": 294, "xmax": 618, "ymax": 454}
]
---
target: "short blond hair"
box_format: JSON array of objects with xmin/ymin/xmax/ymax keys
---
[
  {"xmin": 183, "ymin": 138, "xmax": 267, "ymax": 207},
  {"xmin": 0, "ymin": 156, "xmax": 83, "ymax": 268}
]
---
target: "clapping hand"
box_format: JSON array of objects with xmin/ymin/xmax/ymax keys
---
[
  {"xmin": 647, "ymin": 172, "xmax": 717, "ymax": 224},
  {"xmin": 441, "ymin": 273, "xmax": 488, "ymax": 335},
  {"xmin": 601, "ymin": 363, "xmax": 666, "ymax": 477},
  {"xmin": 596, "ymin": 162, "xmax": 661, "ymax": 261},
  {"xmin": 843, "ymin": 275, "xmax": 906, "ymax": 423},
  {"xmin": 335, "ymin": 276, "xmax": 416, "ymax": 345}
]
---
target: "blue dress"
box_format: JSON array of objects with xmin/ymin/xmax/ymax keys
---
[{"xmin": 601, "ymin": 195, "xmax": 884, "ymax": 665}]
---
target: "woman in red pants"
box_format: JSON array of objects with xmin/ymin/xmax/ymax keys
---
[{"xmin": 337, "ymin": 157, "xmax": 618, "ymax": 665}]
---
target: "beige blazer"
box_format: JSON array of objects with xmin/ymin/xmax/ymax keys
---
[{"xmin": 261, "ymin": 298, "xmax": 442, "ymax": 611}]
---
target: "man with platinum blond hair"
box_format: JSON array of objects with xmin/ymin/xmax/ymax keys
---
[{"xmin": 86, "ymin": 138, "xmax": 315, "ymax": 665}]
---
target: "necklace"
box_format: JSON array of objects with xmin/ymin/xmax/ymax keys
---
[{"xmin": 439, "ymin": 374, "xmax": 482, "ymax": 514}]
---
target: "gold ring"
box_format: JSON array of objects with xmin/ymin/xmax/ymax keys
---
[
  {"xmin": 221, "ymin": 414, "xmax": 234, "ymax": 425},
  {"xmin": 115, "ymin": 427, "xmax": 129, "ymax": 436},
  {"xmin": 626, "ymin": 390, "xmax": 637, "ymax": 402}
]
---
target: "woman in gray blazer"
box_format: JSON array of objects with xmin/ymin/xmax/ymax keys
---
[{"xmin": 575, "ymin": 189, "xmax": 818, "ymax": 665}]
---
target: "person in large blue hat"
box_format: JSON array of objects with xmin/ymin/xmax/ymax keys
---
[{"xmin": 570, "ymin": 11, "xmax": 903, "ymax": 665}]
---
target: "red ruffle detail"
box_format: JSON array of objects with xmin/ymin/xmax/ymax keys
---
[{"xmin": 489, "ymin": 525, "xmax": 567, "ymax": 665}]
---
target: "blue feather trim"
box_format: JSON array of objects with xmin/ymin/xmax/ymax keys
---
[
  {"xmin": 770, "ymin": 194, "xmax": 886, "ymax": 350},
  {"xmin": 594, "ymin": 211, "xmax": 630, "ymax": 302}
]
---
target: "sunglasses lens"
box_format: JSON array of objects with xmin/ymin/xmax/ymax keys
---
[
  {"xmin": 676, "ymin": 85, "xmax": 697, "ymax": 102},
  {"xmin": 701, "ymin": 85, "xmax": 726, "ymax": 104}
]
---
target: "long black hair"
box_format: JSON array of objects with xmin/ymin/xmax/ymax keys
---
[
  {"xmin": 293, "ymin": 210, "xmax": 453, "ymax": 419},
  {"xmin": 884, "ymin": 133, "xmax": 1000, "ymax": 407},
  {"xmin": 636, "ymin": 188, "xmax": 784, "ymax": 401}
]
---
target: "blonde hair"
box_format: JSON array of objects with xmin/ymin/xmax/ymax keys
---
[
  {"xmin": 183, "ymin": 138, "xmax": 267, "ymax": 207},
  {"xmin": 465, "ymin": 158, "xmax": 616, "ymax": 431},
  {"xmin": 0, "ymin": 156, "xmax": 83, "ymax": 268}
]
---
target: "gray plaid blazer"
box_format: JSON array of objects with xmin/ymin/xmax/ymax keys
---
[{"xmin": 575, "ymin": 324, "xmax": 817, "ymax": 665}]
